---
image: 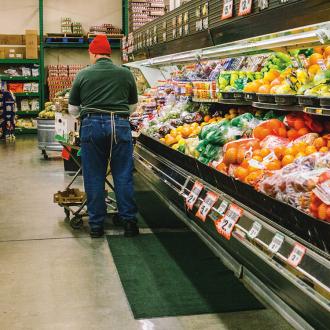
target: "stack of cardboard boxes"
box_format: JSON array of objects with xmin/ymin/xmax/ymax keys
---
[{"xmin": 0, "ymin": 30, "xmax": 38, "ymax": 60}]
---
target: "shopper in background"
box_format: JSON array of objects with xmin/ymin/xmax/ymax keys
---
[{"xmin": 68, "ymin": 35, "xmax": 139, "ymax": 238}]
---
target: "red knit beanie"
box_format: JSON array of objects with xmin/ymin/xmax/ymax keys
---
[{"xmin": 89, "ymin": 35, "xmax": 112, "ymax": 55}]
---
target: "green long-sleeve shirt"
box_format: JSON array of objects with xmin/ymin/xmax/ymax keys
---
[{"xmin": 69, "ymin": 58, "xmax": 138, "ymax": 117}]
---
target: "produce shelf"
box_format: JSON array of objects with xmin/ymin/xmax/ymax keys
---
[
  {"xmin": 0, "ymin": 76, "xmax": 39, "ymax": 81},
  {"xmin": 14, "ymin": 92, "xmax": 40, "ymax": 97},
  {"xmin": 218, "ymin": 99, "xmax": 252, "ymax": 106},
  {"xmin": 304, "ymin": 107, "xmax": 330, "ymax": 117},
  {"xmin": 252, "ymin": 102, "xmax": 304, "ymax": 112},
  {"xmin": 16, "ymin": 111, "xmax": 39, "ymax": 116},
  {"xmin": 15, "ymin": 127, "xmax": 37, "ymax": 134},
  {"xmin": 192, "ymin": 97, "xmax": 219, "ymax": 103},
  {"xmin": 0, "ymin": 59, "xmax": 39, "ymax": 64}
]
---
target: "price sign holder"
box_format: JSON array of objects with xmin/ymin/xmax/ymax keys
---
[
  {"xmin": 287, "ymin": 243, "xmax": 306, "ymax": 268},
  {"xmin": 222, "ymin": 0, "xmax": 233, "ymax": 20},
  {"xmin": 238, "ymin": 0, "xmax": 253, "ymax": 16},
  {"xmin": 196, "ymin": 191, "xmax": 218, "ymax": 222},
  {"xmin": 248, "ymin": 221, "xmax": 262, "ymax": 239},
  {"xmin": 268, "ymin": 233, "xmax": 284, "ymax": 254},
  {"xmin": 217, "ymin": 199, "xmax": 229, "ymax": 216},
  {"xmin": 186, "ymin": 181, "xmax": 203, "ymax": 210},
  {"xmin": 215, "ymin": 204, "xmax": 243, "ymax": 240}
]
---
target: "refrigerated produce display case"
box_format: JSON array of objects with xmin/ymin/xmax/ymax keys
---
[{"xmin": 126, "ymin": 22, "xmax": 330, "ymax": 330}]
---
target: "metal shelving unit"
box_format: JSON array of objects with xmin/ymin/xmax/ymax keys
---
[{"xmin": 0, "ymin": 59, "xmax": 39, "ymax": 64}]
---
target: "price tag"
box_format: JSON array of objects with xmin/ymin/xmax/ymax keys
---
[
  {"xmin": 186, "ymin": 181, "xmax": 204, "ymax": 210},
  {"xmin": 222, "ymin": 0, "xmax": 233, "ymax": 20},
  {"xmin": 268, "ymin": 233, "xmax": 284, "ymax": 254},
  {"xmin": 215, "ymin": 204, "xmax": 243, "ymax": 240},
  {"xmin": 287, "ymin": 243, "xmax": 306, "ymax": 267},
  {"xmin": 217, "ymin": 199, "xmax": 229, "ymax": 216},
  {"xmin": 196, "ymin": 191, "xmax": 218, "ymax": 222},
  {"xmin": 238, "ymin": 0, "xmax": 253, "ymax": 16},
  {"xmin": 248, "ymin": 222, "xmax": 262, "ymax": 239}
]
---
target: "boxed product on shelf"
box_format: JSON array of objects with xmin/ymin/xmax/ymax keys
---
[
  {"xmin": 20, "ymin": 99, "xmax": 30, "ymax": 111},
  {"xmin": 25, "ymin": 30, "xmax": 38, "ymax": 59},
  {"xmin": 55, "ymin": 112, "xmax": 78, "ymax": 140},
  {"xmin": 8, "ymin": 83, "xmax": 23, "ymax": 93}
]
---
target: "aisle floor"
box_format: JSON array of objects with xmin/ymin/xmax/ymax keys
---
[{"xmin": 0, "ymin": 137, "xmax": 294, "ymax": 330}]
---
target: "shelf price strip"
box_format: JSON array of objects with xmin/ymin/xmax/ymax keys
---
[
  {"xmin": 195, "ymin": 191, "xmax": 218, "ymax": 222},
  {"xmin": 215, "ymin": 204, "xmax": 243, "ymax": 240},
  {"xmin": 248, "ymin": 221, "xmax": 262, "ymax": 239},
  {"xmin": 217, "ymin": 199, "xmax": 229, "ymax": 216},
  {"xmin": 185, "ymin": 181, "xmax": 203, "ymax": 210},
  {"xmin": 268, "ymin": 233, "xmax": 284, "ymax": 254},
  {"xmin": 287, "ymin": 243, "xmax": 306, "ymax": 268}
]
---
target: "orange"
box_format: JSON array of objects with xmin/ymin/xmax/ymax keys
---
[
  {"xmin": 295, "ymin": 152, "xmax": 306, "ymax": 159},
  {"xmin": 266, "ymin": 160, "xmax": 282, "ymax": 171},
  {"xmin": 258, "ymin": 84, "xmax": 271, "ymax": 94},
  {"xmin": 274, "ymin": 146, "xmax": 285, "ymax": 160},
  {"xmin": 204, "ymin": 115, "xmax": 211, "ymax": 123},
  {"xmin": 282, "ymin": 155, "xmax": 295, "ymax": 166},
  {"xmin": 245, "ymin": 170, "xmax": 264, "ymax": 186},
  {"xmin": 223, "ymin": 147, "xmax": 238, "ymax": 165},
  {"xmin": 318, "ymin": 203, "xmax": 327, "ymax": 220},
  {"xmin": 297, "ymin": 127, "xmax": 310, "ymax": 136},
  {"xmin": 324, "ymin": 46, "xmax": 330, "ymax": 57},
  {"xmin": 284, "ymin": 147, "xmax": 296, "ymax": 156},
  {"xmin": 252, "ymin": 149, "xmax": 262, "ymax": 157},
  {"xmin": 293, "ymin": 142, "xmax": 308, "ymax": 154},
  {"xmin": 216, "ymin": 162, "xmax": 228, "ymax": 173},
  {"xmin": 248, "ymin": 165, "xmax": 261, "ymax": 173},
  {"xmin": 314, "ymin": 46, "xmax": 324, "ymax": 54},
  {"xmin": 241, "ymin": 159, "xmax": 250, "ymax": 169},
  {"xmin": 308, "ymin": 64, "xmax": 321, "ymax": 76},
  {"xmin": 277, "ymin": 127, "xmax": 287, "ymax": 138},
  {"xmin": 268, "ymin": 119, "xmax": 283, "ymax": 131},
  {"xmin": 313, "ymin": 137, "xmax": 327, "ymax": 149},
  {"xmin": 252, "ymin": 155, "xmax": 263, "ymax": 162},
  {"xmin": 234, "ymin": 166, "xmax": 249, "ymax": 181},
  {"xmin": 327, "ymin": 140, "xmax": 330, "ymax": 148},
  {"xmin": 260, "ymin": 148, "xmax": 271, "ymax": 158},
  {"xmin": 287, "ymin": 129, "xmax": 299, "ymax": 141},
  {"xmin": 236, "ymin": 148, "xmax": 246, "ymax": 164},
  {"xmin": 305, "ymin": 145, "xmax": 317, "ymax": 155},
  {"xmin": 319, "ymin": 146, "xmax": 329, "ymax": 153},
  {"xmin": 293, "ymin": 119, "xmax": 305, "ymax": 130},
  {"xmin": 309, "ymin": 53, "xmax": 324, "ymax": 66}
]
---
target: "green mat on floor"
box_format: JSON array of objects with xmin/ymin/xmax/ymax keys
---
[{"xmin": 107, "ymin": 232, "xmax": 264, "ymax": 319}]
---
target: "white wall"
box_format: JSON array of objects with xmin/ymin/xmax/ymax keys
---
[{"xmin": 0, "ymin": 0, "xmax": 122, "ymax": 65}]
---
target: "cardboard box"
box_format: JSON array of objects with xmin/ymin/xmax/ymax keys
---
[
  {"xmin": 25, "ymin": 30, "xmax": 38, "ymax": 59},
  {"xmin": 0, "ymin": 34, "xmax": 24, "ymax": 45},
  {"xmin": 0, "ymin": 48, "xmax": 5, "ymax": 58},
  {"xmin": 4, "ymin": 47, "xmax": 25, "ymax": 59},
  {"xmin": 55, "ymin": 112, "xmax": 78, "ymax": 140}
]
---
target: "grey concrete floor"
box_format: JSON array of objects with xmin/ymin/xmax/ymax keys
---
[{"xmin": 0, "ymin": 137, "xmax": 294, "ymax": 330}]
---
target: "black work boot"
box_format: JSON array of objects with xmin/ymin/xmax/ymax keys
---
[
  {"xmin": 112, "ymin": 213, "xmax": 124, "ymax": 227},
  {"xmin": 124, "ymin": 220, "xmax": 139, "ymax": 237},
  {"xmin": 90, "ymin": 227, "xmax": 104, "ymax": 238}
]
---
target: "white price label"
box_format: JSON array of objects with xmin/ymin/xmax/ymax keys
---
[
  {"xmin": 222, "ymin": 0, "xmax": 233, "ymax": 20},
  {"xmin": 287, "ymin": 243, "xmax": 306, "ymax": 268},
  {"xmin": 268, "ymin": 233, "xmax": 284, "ymax": 254},
  {"xmin": 238, "ymin": 0, "xmax": 253, "ymax": 16},
  {"xmin": 248, "ymin": 222, "xmax": 262, "ymax": 239},
  {"xmin": 215, "ymin": 204, "xmax": 243, "ymax": 240},
  {"xmin": 186, "ymin": 181, "xmax": 203, "ymax": 210},
  {"xmin": 196, "ymin": 191, "xmax": 218, "ymax": 222},
  {"xmin": 217, "ymin": 200, "xmax": 229, "ymax": 216}
]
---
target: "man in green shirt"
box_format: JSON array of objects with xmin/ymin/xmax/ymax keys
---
[{"xmin": 69, "ymin": 35, "xmax": 139, "ymax": 238}]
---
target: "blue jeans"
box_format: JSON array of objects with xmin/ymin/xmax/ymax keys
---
[{"xmin": 80, "ymin": 114, "xmax": 137, "ymax": 230}]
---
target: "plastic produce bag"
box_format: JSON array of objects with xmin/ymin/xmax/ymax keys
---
[{"xmin": 260, "ymin": 135, "xmax": 289, "ymax": 150}]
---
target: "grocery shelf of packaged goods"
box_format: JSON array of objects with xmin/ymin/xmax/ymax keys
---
[
  {"xmin": 14, "ymin": 92, "xmax": 40, "ymax": 97},
  {"xmin": 304, "ymin": 107, "xmax": 330, "ymax": 116},
  {"xmin": 0, "ymin": 76, "xmax": 39, "ymax": 81},
  {"xmin": 0, "ymin": 59, "xmax": 39, "ymax": 64},
  {"xmin": 15, "ymin": 111, "xmax": 39, "ymax": 116},
  {"xmin": 15, "ymin": 127, "xmax": 37, "ymax": 134}
]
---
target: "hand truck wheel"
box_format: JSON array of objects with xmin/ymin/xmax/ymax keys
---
[{"xmin": 70, "ymin": 215, "xmax": 83, "ymax": 229}]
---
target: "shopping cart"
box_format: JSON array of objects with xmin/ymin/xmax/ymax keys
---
[{"xmin": 54, "ymin": 141, "xmax": 118, "ymax": 229}]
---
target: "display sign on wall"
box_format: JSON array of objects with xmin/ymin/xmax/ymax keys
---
[
  {"xmin": 222, "ymin": 0, "xmax": 234, "ymax": 20},
  {"xmin": 196, "ymin": 2, "xmax": 209, "ymax": 31},
  {"xmin": 238, "ymin": 0, "xmax": 253, "ymax": 16}
]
